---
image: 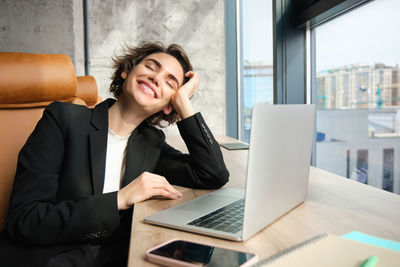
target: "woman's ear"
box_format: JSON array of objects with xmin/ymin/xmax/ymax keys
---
[
  {"xmin": 163, "ymin": 104, "xmax": 173, "ymax": 115},
  {"xmin": 121, "ymin": 71, "xmax": 128, "ymax": 79}
]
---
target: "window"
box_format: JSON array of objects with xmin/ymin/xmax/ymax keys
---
[
  {"xmin": 313, "ymin": 0, "xmax": 400, "ymax": 194},
  {"xmin": 356, "ymin": 149, "xmax": 368, "ymax": 184},
  {"xmin": 239, "ymin": 0, "xmax": 273, "ymax": 142},
  {"xmin": 383, "ymin": 148, "xmax": 394, "ymax": 192}
]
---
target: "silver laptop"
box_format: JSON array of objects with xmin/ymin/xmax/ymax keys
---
[{"xmin": 144, "ymin": 103, "xmax": 315, "ymax": 241}]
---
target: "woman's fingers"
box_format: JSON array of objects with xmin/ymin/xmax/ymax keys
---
[
  {"xmin": 117, "ymin": 172, "xmax": 183, "ymax": 210},
  {"xmin": 153, "ymin": 188, "xmax": 180, "ymax": 200},
  {"xmin": 170, "ymin": 71, "xmax": 199, "ymax": 119},
  {"xmin": 158, "ymin": 176, "xmax": 182, "ymax": 197},
  {"xmin": 180, "ymin": 71, "xmax": 199, "ymax": 97},
  {"xmin": 133, "ymin": 173, "xmax": 182, "ymax": 202},
  {"xmin": 148, "ymin": 174, "xmax": 182, "ymax": 197}
]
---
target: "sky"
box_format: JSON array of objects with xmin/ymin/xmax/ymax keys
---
[
  {"xmin": 316, "ymin": 0, "xmax": 400, "ymax": 71},
  {"xmin": 240, "ymin": 0, "xmax": 400, "ymax": 71},
  {"xmin": 242, "ymin": 0, "xmax": 273, "ymax": 65}
]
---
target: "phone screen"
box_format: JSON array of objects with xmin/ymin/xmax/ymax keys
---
[{"xmin": 148, "ymin": 240, "xmax": 256, "ymax": 267}]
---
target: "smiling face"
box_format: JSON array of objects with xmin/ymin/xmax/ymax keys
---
[{"xmin": 121, "ymin": 53, "xmax": 184, "ymax": 116}]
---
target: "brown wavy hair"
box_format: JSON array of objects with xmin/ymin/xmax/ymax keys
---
[{"xmin": 109, "ymin": 41, "xmax": 193, "ymax": 126}]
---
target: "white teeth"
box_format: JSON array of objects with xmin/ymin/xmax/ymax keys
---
[{"xmin": 140, "ymin": 82, "xmax": 155, "ymax": 98}]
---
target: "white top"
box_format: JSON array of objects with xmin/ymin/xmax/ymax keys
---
[{"xmin": 103, "ymin": 128, "xmax": 129, "ymax": 193}]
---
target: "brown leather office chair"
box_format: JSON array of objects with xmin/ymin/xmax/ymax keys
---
[
  {"xmin": 0, "ymin": 52, "xmax": 93, "ymax": 230},
  {"xmin": 76, "ymin": 75, "xmax": 102, "ymax": 107}
]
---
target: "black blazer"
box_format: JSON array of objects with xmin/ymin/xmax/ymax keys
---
[{"xmin": 1, "ymin": 99, "xmax": 229, "ymax": 265}]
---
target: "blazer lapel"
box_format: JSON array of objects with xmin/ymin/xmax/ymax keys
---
[
  {"xmin": 89, "ymin": 99, "xmax": 114, "ymax": 194},
  {"xmin": 89, "ymin": 129, "xmax": 108, "ymax": 194}
]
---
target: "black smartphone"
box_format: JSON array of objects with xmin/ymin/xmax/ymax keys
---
[{"xmin": 146, "ymin": 239, "xmax": 258, "ymax": 267}]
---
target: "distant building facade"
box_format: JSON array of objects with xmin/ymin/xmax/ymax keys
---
[
  {"xmin": 316, "ymin": 64, "xmax": 400, "ymax": 195},
  {"xmin": 316, "ymin": 64, "xmax": 400, "ymax": 110}
]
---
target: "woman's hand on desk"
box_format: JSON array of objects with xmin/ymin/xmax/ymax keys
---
[{"xmin": 117, "ymin": 171, "xmax": 183, "ymax": 210}]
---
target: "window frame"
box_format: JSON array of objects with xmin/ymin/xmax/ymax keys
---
[
  {"xmin": 225, "ymin": 0, "xmax": 372, "ymax": 140},
  {"xmin": 225, "ymin": 0, "xmax": 308, "ymax": 139}
]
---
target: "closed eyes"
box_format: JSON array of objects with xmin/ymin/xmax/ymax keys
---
[
  {"xmin": 143, "ymin": 58, "xmax": 180, "ymax": 89},
  {"xmin": 145, "ymin": 64, "xmax": 154, "ymax": 71},
  {"xmin": 166, "ymin": 81, "xmax": 174, "ymax": 89}
]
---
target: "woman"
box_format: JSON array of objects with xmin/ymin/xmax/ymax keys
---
[{"xmin": 1, "ymin": 42, "xmax": 229, "ymax": 266}]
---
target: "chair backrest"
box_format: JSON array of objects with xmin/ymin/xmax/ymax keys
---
[
  {"xmin": 76, "ymin": 75, "xmax": 102, "ymax": 107},
  {"xmin": 0, "ymin": 52, "xmax": 78, "ymax": 230}
]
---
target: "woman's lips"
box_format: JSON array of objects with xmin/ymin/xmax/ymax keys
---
[{"xmin": 138, "ymin": 81, "xmax": 157, "ymax": 98}]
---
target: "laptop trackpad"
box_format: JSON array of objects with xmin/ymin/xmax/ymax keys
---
[
  {"xmin": 175, "ymin": 195, "xmax": 238, "ymax": 215},
  {"xmin": 144, "ymin": 190, "xmax": 242, "ymax": 226}
]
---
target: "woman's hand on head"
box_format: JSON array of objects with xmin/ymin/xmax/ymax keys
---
[
  {"xmin": 171, "ymin": 71, "xmax": 200, "ymax": 119},
  {"xmin": 117, "ymin": 171, "xmax": 182, "ymax": 210},
  {"xmin": 179, "ymin": 71, "xmax": 199, "ymax": 99}
]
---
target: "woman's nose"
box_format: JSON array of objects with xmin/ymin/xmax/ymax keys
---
[{"xmin": 148, "ymin": 73, "xmax": 160, "ymax": 87}]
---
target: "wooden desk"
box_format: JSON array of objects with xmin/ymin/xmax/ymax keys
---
[{"xmin": 127, "ymin": 136, "xmax": 400, "ymax": 266}]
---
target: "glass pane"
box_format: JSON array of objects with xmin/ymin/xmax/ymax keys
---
[
  {"xmin": 240, "ymin": 0, "xmax": 273, "ymax": 143},
  {"xmin": 314, "ymin": 0, "xmax": 400, "ymax": 194},
  {"xmin": 356, "ymin": 149, "xmax": 368, "ymax": 184},
  {"xmin": 383, "ymin": 148, "xmax": 394, "ymax": 192}
]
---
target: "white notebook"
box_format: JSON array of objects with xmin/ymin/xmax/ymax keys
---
[{"xmin": 255, "ymin": 233, "xmax": 400, "ymax": 267}]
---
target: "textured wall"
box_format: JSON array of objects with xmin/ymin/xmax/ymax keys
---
[
  {"xmin": 0, "ymin": 0, "xmax": 226, "ymax": 135},
  {"xmin": 0, "ymin": 0, "xmax": 84, "ymax": 75},
  {"xmin": 88, "ymin": 0, "xmax": 226, "ymax": 135}
]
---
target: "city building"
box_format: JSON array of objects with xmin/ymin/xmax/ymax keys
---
[
  {"xmin": 316, "ymin": 64, "xmax": 400, "ymax": 194},
  {"xmin": 316, "ymin": 64, "xmax": 400, "ymax": 110}
]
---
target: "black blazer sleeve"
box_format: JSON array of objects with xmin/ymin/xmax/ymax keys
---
[
  {"xmin": 6, "ymin": 103, "xmax": 119, "ymax": 245},
  {"xmin": 154, "ymin": 112, "xmax": 229, "ymax": 189}
]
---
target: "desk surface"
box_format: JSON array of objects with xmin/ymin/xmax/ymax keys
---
[{"xmin": 127, "ymin": 136, "xmax": 400, "ymax": 266}]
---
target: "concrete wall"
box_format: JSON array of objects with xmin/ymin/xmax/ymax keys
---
[
  {"xmin": 0, "ymin": 0, "xmax": 226, "ymax": 135},
  {"xmin": 0, "ymin": 0, "xmax": 85, "ymax": 75},
  {"xmin": 88, "ymin": 0, "xmax": 226, "ymax": 135}
]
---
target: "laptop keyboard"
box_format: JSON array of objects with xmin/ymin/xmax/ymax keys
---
[{"xmin": 187, "ymin": 198, "xmax": 244, "ymax": 233}]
